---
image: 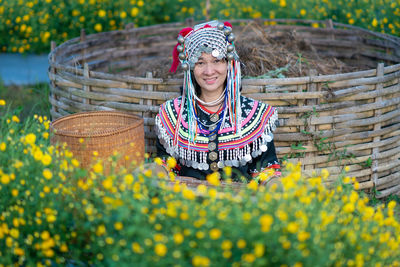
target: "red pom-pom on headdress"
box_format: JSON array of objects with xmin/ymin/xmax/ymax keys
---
[
  {"xmin": 224, "ymin": 21, "xmax": 232, "ymax": 28},
  {"xmin": 169, "ymin": 27, "xmax": 193, "ymax": 73}
]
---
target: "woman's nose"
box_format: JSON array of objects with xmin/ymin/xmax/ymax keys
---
[{"xmin": 203, "ymin": 63, "xmax": 215, "ymax": 75}]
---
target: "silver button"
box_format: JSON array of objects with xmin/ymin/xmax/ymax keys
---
[
  {"xmin": 210, "ymin": 162, "xmax": 219, "ymax": 172},
  {"xmin": 208, "ymin": 142, "xmax": 217, "ymax": 151},
  {"xmin": 209, "ymin": 151, "xmax": 218, "ymax": 161},
  {"xmin": 209, "ymin": 134, "xmax": 216, "ymax": 141},
  {"xmin": 209, "ymin": 125, "xmax": 217, "ymax": 131},
  {"xmin": 210, "ymin": 113, "xmax": 219, "ymax": 122}
]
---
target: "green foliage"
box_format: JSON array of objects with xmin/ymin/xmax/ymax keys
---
[
  {"xmin": 0, "ymin": 0, "xmax": 399, "ymax": 54},
  {"xmin": 1, "ymin": 102, "xmax": 400, "ymax": 266},
  {"xmin": 0, "ymin": 81, "xmax": 50, "ymax": 121}
]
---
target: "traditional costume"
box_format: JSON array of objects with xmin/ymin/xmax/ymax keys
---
[{"xmin": 155, "ymin": 20, "xmax": 280, "ymax": 181}]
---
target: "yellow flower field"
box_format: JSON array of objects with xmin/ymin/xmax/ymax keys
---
[
  {"xmin": 0, "ymin": 0, "xmax": 399, "ymax": 54},
  {"xmin": 1, "ymin": 99, "xmax": 400, "ymax": 266}
]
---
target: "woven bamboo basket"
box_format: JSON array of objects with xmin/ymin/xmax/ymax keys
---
[
  {"xmin": 50, "ymin": 111, "xmax": 145, "ymax": 172},
  {"xmin": 48, "ymin": 19, "xmax": 400, "ymax": 197}
]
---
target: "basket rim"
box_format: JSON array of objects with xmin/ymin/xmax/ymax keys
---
[
  {"xmin": 48, "ymin": 18, "xmax": 400, "ymax": 82},
  {"xmin": 50, "ymin": 110, "xmax": 144, "ymax": 138}
]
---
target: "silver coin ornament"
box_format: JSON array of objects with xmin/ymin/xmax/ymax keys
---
[
  {"xmin": 227, "ymin": 53, "xmax": 234, "ymax": 61},
  {"xmin": 227, "ymin": 44, "xmax": 235, "ymax": 52},
  {"xmin": 179, "ymin": 53, "xmax": 186, "ymax": 60},
  {"xmin": 176, "ymin": 45, "xmax": 184, "ymax": 53},
  {"xmin": 228, "ymin": 33, "xmax": 236, "ymax": 43},
  {"xmin": 217, "ymin": 22, "xmax": 225, "ymax": 30},
  {"xmin": 223, "ymin": 27, "xmax": 232, "ymax": 36},
  {"xmin": 177, "ymin": 35, "xmax": 185, "ymax": 44},
  {"xmin": 181, "ymin": 63, "xmax": 189, "ymax": 71},
  {"xmin": 211, "ymin": 49, "xmax": 220, "ymax": 58},
  {"xmin": 260, "ymin": 144, "xmax": 268, "ymax": 152},
  {"xmin": 266, "ymin": 135, "xmax": 272, "ymax": 142},
  {"xmin": 244, "ymin": 154, "xmax": 252, "ymax": 162}
]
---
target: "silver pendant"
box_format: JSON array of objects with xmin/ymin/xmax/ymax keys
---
[
  {"xmin": 217, "ymin": 161, "xmax": 224, "ymax": 168},
  {"xmin": 210, "ymin": 113, "xmax": 219, "ymax": 122},
  {"xmin": 208, "ymin": 142, "xmax": 217, "ymax": 151},
  {"xmin": 260, "ymin": 144, "xmax": 268, "ymax": 152},
  {"xmin": 209, "ymin": 151, "xmax": 218, "ymax": 161},
  {"xmin": 209, "ymin": 134, "xmax": 217, "ymax": 141}
]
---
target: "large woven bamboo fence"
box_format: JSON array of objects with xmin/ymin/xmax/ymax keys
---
[{"xmin": 48, "ymin": 19, "xmax": 400, "ymax": 198}]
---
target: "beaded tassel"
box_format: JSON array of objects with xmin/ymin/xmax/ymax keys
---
[{"xmin": 226, "ymin": 59, "xmax": 242, "ymax": 136}]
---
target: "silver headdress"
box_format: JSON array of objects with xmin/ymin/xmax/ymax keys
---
[{"xmin": 169, "ymin": 20, "xmax": 242, "ymax": 149}]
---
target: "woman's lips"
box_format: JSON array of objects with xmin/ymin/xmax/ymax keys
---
[{"xmin": 204, "ymin": 77, "xmax": 217, "ymax": 84}]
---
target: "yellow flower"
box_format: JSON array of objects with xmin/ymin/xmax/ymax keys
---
[
  {"xmin": 132, "ymin": 242, "xmax": 143, "ymax": 253},
  {"xmin": 124, "ymin": 174, "xmax": 134, "ymax": 184},
  {"xmin": 120, "ymin": 11, "xmax": 127, "ymax": 19},
  {"xmin": 279, "ymin": 0, "xmax": 286, "ymax": 7},
  {"xmin": 0, "ymin": 99, "xmax": 5, "ymax": 105},
  {"xmin": 243, "ymin": 253, "xmax": 255, "ymax": 263},
  {"xmin": 102, "ymin": 177, "xmax": 113, "ymax": 190},
  {"xmin": 131, "ymin": 7, "xmax": 139, "ymax": 17},
  {"xmin": 209, "ymin": 228, "xmax": 221, "ymax": 240},
  {"xmin": 297, "ymin": 231, "xmax": 310, "ymax": 242},
  {"xmin": 259, "ymin": 214, "xmax": 273, "ymax": 232},
  {"xmin": 137, "ymin": 0, "xmax": 144, "ymax": 6},
  {"xmin": 154, "ymin": 243, "xmax": 167, "ymax": 257},
  {"xmin": 173, "ymin": 233, "xmax": 184, "ymax": 244},
  {"xmin": 60, "ymin": 244, "xmax": 68, "ymax": 252},
  {"xmin": 98, "ymin": 9, "xmax": 106, "ymax": 17},
  {"xmin": 96, "ymin": 225, "xmax": 106, "ymax": 236},
  {"xmin": 114, "ymin": 222, "xmax": 123, "ymax": 230},
  {"xmin": 41, "ymin": 154, "xmax": 52, "ymax": 166},
  {"xmin": 300, "ymin": 9, "xmax": 306, "ymax": 16},
  {"xmin": 12, "ymin": 115, "xmax": 20, "ymax": 123},
  {"xmin": 43, "ymin": 169, "xmax": 53, "ymax": 180},
  {"xmin": 94, "ymin": 23, "xmax": 102, "ymax": 32},
  {"xmin": 71, "ymin": 158, "xmax": 80, "ymax": 167},
  {"xmin": 93, "ymin": 162, "xmax": 103, "ymax": 174},
  {"xmin": 0, "ymin": 142, "xmax": 6, "ymax": 151},
  {"xmin": 206, "ymin": 172, "xmax": 220, "ymax": 186},
  {"xmin": 254, "ymin": 243, "xmax": 264, "ymax": 257},
  {"xmin": 41, "ymin": 231, "xmax": 50, "ymax": 240},
  {"xmin": 247, "ymin": 180, "xmax": 258, "ymax": 191},
  {"xmin": 167, "ymin": 157, "xmax": 177, "ymax": 169},
  {"xmin": 33, "ymin": 149, "xmax": 44, "ymax": 161},
  {"xmin": 14, "ymin": 247, "xmax": 24, "ymax": 256},
  {"xmin": 182, "ymin": 188, "xmax": 195, "ymax": 200},
  {"xmin": 372, "ymin": 18, "xmax": 378, "ymax": 27},
  {"xmin": 43, "ymin": 132, "xmax": 49, "ymax": 139},
  {"xmin": 192, "ymin": 255, "xmax": 210, "ymax": 267},
  {"xmin": 11, "ymin": 189, "xmax": 18, "ymax": 197},
  {"xmin": 343, "ymin": 203, "xmax": 355, "ymax": 213},
  {"xmin": 221, "ymin": 240, "xmax": 232, "ymax": 250}
]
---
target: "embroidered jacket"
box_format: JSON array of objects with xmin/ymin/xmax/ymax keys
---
[{"xmin": 155, "ymin": 95, "xmax": 280, "ymax": 180}]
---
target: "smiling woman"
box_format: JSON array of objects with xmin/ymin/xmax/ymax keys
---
[{"xmin": 155, "ymin": 20, "xmax": 280, "ymax": 185}]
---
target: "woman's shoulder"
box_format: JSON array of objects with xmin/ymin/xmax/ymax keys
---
[
  {"xmin": 158, "ymin": 96, "xmax": 182, "ymax": 117},
  {"xmin": 241, "ymin": 95, "xmax": 275, "ymax": 110},
  {"xmin": 240, "ymin": 95, "xmax": 277, "ymax": 121}
]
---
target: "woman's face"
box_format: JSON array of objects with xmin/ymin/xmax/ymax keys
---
[{"xmin": 193, "ymin": 53, "xmax": 227, "ymax": 96}]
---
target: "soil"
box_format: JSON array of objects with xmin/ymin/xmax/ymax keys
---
[{"xmin": 128, "ymin": 23, "xmax": 366, "ymax": 79}]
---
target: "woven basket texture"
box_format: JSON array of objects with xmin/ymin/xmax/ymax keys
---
[
  {"xmin": 48, "ymin": 19, "xmax": 400, "ymax": 197},
  {"xmin": 50, "ymin": 111, "xmax": 144, "ymax": 172}
]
